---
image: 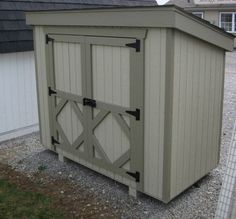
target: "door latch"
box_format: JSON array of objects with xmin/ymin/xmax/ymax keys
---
[{"xmin": 83, "ymin": 98, "xmax": 96, "ymax": 108}]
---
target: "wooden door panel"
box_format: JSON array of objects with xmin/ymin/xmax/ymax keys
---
[{"xmin": 46, "ymin": 34, "xmax": 144, "ymax": 186}]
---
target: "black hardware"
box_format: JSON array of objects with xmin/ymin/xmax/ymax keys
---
[
  {"xmin": 46, "ymin": 34, "xmax": 54, "ymax": 44},
  {"xmin": 126, "ymin": 108, "xmax": 140, "ymax": 121},
  {"xmin": 51, "ymin": 136, "xmax": 60, "ymax": 145},
  {"xmin": 83, "ymin": 98, "xmax": 96, "ymax": 108},
  {"xmin": 48, "ymin": 87, "xmax": 57, "ymax": 96},
  {"xmin": 125, "ymin": 39, "xmax": 140, "ymax": 52},
  {"xmin": 126, "ymin": 171, "xmax": 140, "ymax": 182}
]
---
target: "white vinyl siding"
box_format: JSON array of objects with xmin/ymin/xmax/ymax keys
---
[{"xmin": 0, "ymin": 51, "xmax": 38, "ymax": 142}]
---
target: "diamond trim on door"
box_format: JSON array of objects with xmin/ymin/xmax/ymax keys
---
[{"xmin": 46, "ymin": 34, "xmax": 144, "ymax": 188}]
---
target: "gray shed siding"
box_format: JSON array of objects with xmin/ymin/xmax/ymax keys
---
[
  {"xmin": 144, "ymin": 28, "xmax": 166, "ymax": 199},
  {"xmin": 169, "ymin": 30, "xmax": 225, "ymax": 199}
]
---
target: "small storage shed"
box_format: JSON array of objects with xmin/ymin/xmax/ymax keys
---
[{"xmin": 26, "ymin": 6, "xmax": 234, "ymax": 203}]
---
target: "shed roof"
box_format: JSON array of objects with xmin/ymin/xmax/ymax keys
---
[
  {"xmin": 26, "ymin": 5, "xmax": 235, "ymax": 51},
  {"xmin": 0, "ymin": 0, "xmax": 157, "ymax": 54},
  {"xmin": 166, "ymin": 0, "xmax": 236, "ymax": 10}
]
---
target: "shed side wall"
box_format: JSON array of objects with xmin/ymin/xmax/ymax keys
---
[
  {"xmin": 34, "ymin": 26, "xmax": 51, "ymax": 147},
  {"xmin": 170, "ymin": 30, "xmax": 225, "ymax": 199},
  {"xmin": 144, "ymin": 28, "xmax": 166, "ymax": 199}
]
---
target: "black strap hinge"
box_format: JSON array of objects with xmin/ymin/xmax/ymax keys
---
[
  {"xmin": 48, "ymin": 87, "xmax": 57, "ymax": 96},
  {"xmin": 83, "ymin": 98, "xmax": 96, "ymax": 108},
  {"xmin": 51, "ymin": 136, "xmax": 60, "ymax": 145},
  {"xmin": 46, "ymin": 35, "xmax": 54, "ymax": 44},
  {"xmin": 126, "ymin": 108, "xmax": 140, "ymax": 121},
  {"xmin": 126, "ymin": 171, "xmax": 140, "ymax": 182},
  {"xmin": 125, "ymin": 39, "xmax": 140, "ymax": 52}
]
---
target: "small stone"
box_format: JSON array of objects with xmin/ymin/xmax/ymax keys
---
[
  {"xmin": 60, "ymin": 190, "xmax": 64, "ymax": 194},
  {"xmin": 86, "ymin": 204, "xmax": 91, "ymax": 207},
  {"xmin": 58, "ymin": 171, "xmax": 62, "ymax": 175},
  {"xmin": 69, "ymin": 174, "xmax": 73, "ymax": 178}
]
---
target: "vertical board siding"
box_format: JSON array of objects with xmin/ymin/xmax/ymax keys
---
[
  {"xmin": 34, "ymin": 27, "xmax": 51, "ymax": 147},
  {"xmin": 54, "ymin": 42, "xmax": 83, "ymax": 145},
  {"xmin": 92, "ymin": 45, "xmax": 130, "ymax": 164},
  {"xmin": 0, "ymin": 51, "xmax": 38, "ymax": 140},
  {"xmin": 170, "ymin": 30, "xmax": 225, "ymax": 199},
  {"xmin": 91, "ymin": 44, "xmax": 134, "ymax": 186},
  {"xmin": 144, "ymin": 29, "xmax": 166, "ymax": 199}
]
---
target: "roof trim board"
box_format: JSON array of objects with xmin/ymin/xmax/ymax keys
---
[{"xmin": 26, "ymin": 6, "xmax": 235, "ymax": 51}]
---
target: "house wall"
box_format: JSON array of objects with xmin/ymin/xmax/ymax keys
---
[
  {"xmin": 0, "ymin": 51, "xmax": 39, "ymax": 142},
  {"xmin": 204, "ymin": 10, "xmax": 219, "ymax": 26},
  {"xmin": 169, "ymin": 30, "xmax": 225, "ymax": 199}
]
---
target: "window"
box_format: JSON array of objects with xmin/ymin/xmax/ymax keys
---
[
  {"xmin": 192, "ymin": 12, "xmax": 204, "ymax": 19},
  {"xmin": 220, "ymin": 12, "xmax": 236, "ymax": 33}
]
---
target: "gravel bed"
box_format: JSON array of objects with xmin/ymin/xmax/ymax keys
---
[
  {"xmin": 1, "ymin": 73, "xmax": 236, "ymax": 218},
  {"xmin": 0, "ymin": 132, "xmax": 44, "ymax": 165}
]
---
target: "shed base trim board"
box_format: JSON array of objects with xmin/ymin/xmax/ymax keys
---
[
  {"xmin": 0, "ymin": 124, "xmax": 39, "ymax": 143},
  {"xmin": 55, "ymin": 148, "xmax": 167, "ymax": 200},
  {"xmin": 55, "ymin": 148, "xmax": 152, "ymax": 198},
  {"xmin": 55, "ymin": 149, "xmax": 166, "ymax": 200}
]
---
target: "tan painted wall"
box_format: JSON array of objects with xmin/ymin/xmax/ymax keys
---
[
  {"xmin": 169, "ymin": 30, "xmax": 225, "ymax": 199},
  {"xmin": 144, "ymin": 29, "xmax": 166, "ymax": 199},
  {"xmin": 204, "ymin": 10, "xmax": 219, "ymax": 26},
  {"xmin": 34, "ymin": 27, "xmax": 51, "ymax": 148}
]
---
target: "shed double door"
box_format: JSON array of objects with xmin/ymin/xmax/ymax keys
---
[{"xmin": 46, "ymin": 34, "xmax": 144, "ymax": 187}]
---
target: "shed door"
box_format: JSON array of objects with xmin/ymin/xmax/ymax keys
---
[{"xmin": 46, "ymin": 34, "xmax": 144, "ymax": 187}]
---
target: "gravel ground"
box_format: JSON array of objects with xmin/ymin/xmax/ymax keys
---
[{"xmin": 0, "ymin": 72, "xmax": 236, "ymax": 219}]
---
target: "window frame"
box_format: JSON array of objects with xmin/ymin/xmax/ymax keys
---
[
  {"xmin": 192, "ymin": 11, "xmax": 204, "ymax": 19},
  {"xmin": 219, "ymin": 12, "xmax": 236, "ymax": 33}
]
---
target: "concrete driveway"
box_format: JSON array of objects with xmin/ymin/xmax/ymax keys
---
[{"xmin": 226, "ymin": 50, "xmax": 236, "ymax": 74}]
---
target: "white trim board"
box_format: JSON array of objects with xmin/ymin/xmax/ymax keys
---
[{"xmin": 0, "ymin": 124, "xmax": 39, "ymax": 143}]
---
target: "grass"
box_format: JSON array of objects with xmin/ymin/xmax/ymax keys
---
[{"xmin": 0, "ymin": 178, "xmax": 65, "ymax": 219}]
